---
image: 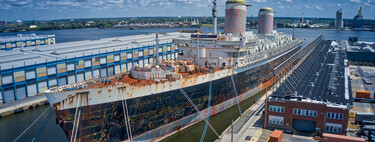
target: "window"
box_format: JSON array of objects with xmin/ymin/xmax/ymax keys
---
[
  {"xmin": 293, "ymin": 108, "xmax": 317, "ymax": 117},
  {"xmin": 327, "ymin": 112, "xmax": 343, "ymax": 120},
  {"xmin": 325, "ymin": 123, "xmax": 342, "ymax": 133},
  {"xmin": 269, "ymin": 105, "xmax": 285, "ymax": 113},
  {"xmin": 269, "ymin": 115, "xmax": 284, "ymax": 125}
]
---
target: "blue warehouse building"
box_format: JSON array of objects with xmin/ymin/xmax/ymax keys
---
[
  {"xmin": 0, "ymin": 32, "xmax": 190, "ymax": 103},
  {"xmin": 0, "ymin": 34, "xmax": 56, "ymax": 50}
]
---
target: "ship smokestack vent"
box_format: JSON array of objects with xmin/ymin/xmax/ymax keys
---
[{"xmin": 258, "ymin": 7, "xmax": 275, "ymax": 35}]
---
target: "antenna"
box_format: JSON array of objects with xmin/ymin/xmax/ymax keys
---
[{"xmin": 212, "ymin": 0, "xmax": 217, "ymax": 34}]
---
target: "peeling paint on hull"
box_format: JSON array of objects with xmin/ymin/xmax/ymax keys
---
[{"xmin": 49, "ymin": 45, "xmax": 301, "ymax": 142}]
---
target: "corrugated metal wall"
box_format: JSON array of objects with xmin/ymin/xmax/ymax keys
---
[
  {"xmin": 100, "ymin": 67, "xmax": 107, "ymax": 78},
  {"xmin": 68, "ymin": 74, "xmax": 76, "ymax": 84},
  {"xmin": 108, "ymin": 66, "xmax": 114, "ymax": 77},
  {"xmin": 4, "ymin": 87, "xmax": 15, "ymax": 102},
  {"xmin": 93, "ymin": 69, "xmax": 100, "ymax": 79},
  {"xmin": 27, "ymin": 83, "xmax": 37, "ymax": 97},
  {"xmin": 85, "ymin": 70, "xmax": 92, "ymax": 80},
  {"xmin": 26, "ymin": 70, "xmax": 36, "ymax": 80},
  {"xmin": 49, "ymin": 78, "xmax": 57, "ymax": 88},
  {"xmin": 0, "ymin": 89, "xmax": 3, "ymax": 103},
  {"xmin": 38, "ymin": 80, "xmax": 47, "ymax": 93},
  {"xmin": 58, "ymin": 76, "xmax": 67, "ymax": 86},
  {"xmin": 2, "ymin": 73, "xmax": 13, "ymax": 85},
  {"xmin": 77, "ymin": 72, "xmax": 84, "ymax": 82},
  {"xmin": 16, "ymin": 85, "xmax": 27, "ymax": 99}
]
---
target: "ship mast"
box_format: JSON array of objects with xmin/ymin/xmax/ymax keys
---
[{"xmin": 212, "ymin": 0, "xmax": 217, "ymax": 34}]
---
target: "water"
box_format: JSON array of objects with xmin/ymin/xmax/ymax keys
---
[{"xmin": 0, "ymin": 27, "xmax": 374, "ymax": 142}]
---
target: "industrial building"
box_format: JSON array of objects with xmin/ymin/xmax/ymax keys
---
[
  {"xmin": 335, "ymin": 9, "xmax": 343, "ymax": 30},
  {"xmin": 0, "ymin": 32, "xmax": 189, "ymax": 103},
  {"xmin": 265, "ymin": 40, "xmax": 351, "ymax": 136},
  {"xmin": 346, "ymin": 40, "xmax": 375, "ymax": 66},
  {"xmin": 0, "ymin": 34, "xmax": 55, "ymax": 50}
]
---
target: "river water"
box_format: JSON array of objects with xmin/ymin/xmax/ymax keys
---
[{"xmin": 0, "ymin": 27, "xmax": 374, "ymax": 142}]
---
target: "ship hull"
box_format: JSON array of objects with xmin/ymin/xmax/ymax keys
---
[{"xmin": 51, "ymin": 45, "xmax": 300, "ymax": 142}]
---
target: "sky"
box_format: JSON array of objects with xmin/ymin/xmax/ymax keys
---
[{"xmin": 0, "ymin": 0, "xmax": 375, "ymax": 21}]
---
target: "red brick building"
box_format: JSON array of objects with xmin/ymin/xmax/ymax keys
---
[{"xmin": 265, "ymin": 96, "xmax": 349, "ymax": 136}]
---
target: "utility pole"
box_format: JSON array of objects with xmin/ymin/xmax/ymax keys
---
[
  {"xmin": 231, "ymin": 120, "xmax": 233, "ymax": 142},
  {"xmin": 156, "ymin": 33, "xmax": 159, "ymax": 65},
  {"xmin": 212, "ymin": 0, "xmax": 217, "ymax": 34}
]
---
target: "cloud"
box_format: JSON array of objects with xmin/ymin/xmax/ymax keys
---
[
  {"xmin": 285, "ymin": 0, "xmax": 293, "ymax": 2},
  {"xmin": 315, "ymin": 5, "xmax": 324, "ymax": 11},
  {"xmin": 337, "ymin": 4, "xmax": 342, "ymax": 7},
  {"xmin": 277, "ymin": 5, "xmax": 285, "ymax": 9},
  {"xmin": 253, "ymin": 0, "xmax": 267, "ymax": 3},
  {"xmin": 350, "ymin": 0, "xmax": 362, "ymax": 3},
  {"xmin": 0, "ymin": 0, "xmax": 212, "ymax": 11},
  {"xmin": 305, "ymin": 5, "xmax": 311, "ymax": 8}
]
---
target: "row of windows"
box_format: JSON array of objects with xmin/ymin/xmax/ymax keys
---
[
  {"xmin": 0, "ymin": 38, "xmax": 54, "ymax": 49},
  {"xmin": 325, "ymin": 123, "xmax": 342, "ymax": 133},
  {"xmin": 269, "ymin": 105, "xmax": 285, "ymax": 113},
  {"xmin": 1, "ymin": 52, "xmax": 176, "ymax": 85},
  {"xmin": 327, "ymin": 112, "xmax": 343, "ymax": 120},
  {"xmin": 293, "ymin": 108, "xmax": 317, "ymax": 117},
  {"xmin": 268, "ymin": 115, "xmax": 284, "ymax": 125}
]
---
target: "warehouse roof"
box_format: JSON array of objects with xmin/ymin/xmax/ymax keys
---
[
  {"xmin": 0, "ymin": 34, "xmax": 55, "ymax": 43},
  {"xmin": 0, "ymin": 32, "xmax": 191, "ymax": 70},
  {"xmin": 269, "ymin": 40, "xmax": 352, "ymax": 107},
  {"xmin": 346, "ymin": 41, "xmax": 375, "ymax": 53}
]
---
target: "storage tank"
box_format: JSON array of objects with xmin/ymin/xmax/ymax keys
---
[
  {"xmin": 224, "ymin": 0, "xmax": 248, "ymax": 35},
  {"xmin": 258, "ymin": 7, "xmax": 274, "ymax": 35}
]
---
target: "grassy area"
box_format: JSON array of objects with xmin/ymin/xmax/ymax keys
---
[{"xmin": 200, "ymin": 24, "xmax": 213, "ymax": 28}]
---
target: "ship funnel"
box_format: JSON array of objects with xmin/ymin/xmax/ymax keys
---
[
  {"xmin": 258, "ymin": 7, "xmax": 275, "ymax": 35},
  {"xmin": 224, "ymin": 0, "xmax": 249, "ymax": 35}
]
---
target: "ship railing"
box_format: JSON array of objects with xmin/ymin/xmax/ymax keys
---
[{"xmin": 274, "ymin": 35, "xmax": 322, "ymax": 73}]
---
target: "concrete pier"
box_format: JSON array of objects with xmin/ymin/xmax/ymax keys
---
[{"xmin": 0, "ymin": 95, "xmax": 48, "ymax": 118}]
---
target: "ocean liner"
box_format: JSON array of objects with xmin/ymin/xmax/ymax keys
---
[{"xmin": 45, "ymin": 1, "xmax": 304, "ymax": 141}]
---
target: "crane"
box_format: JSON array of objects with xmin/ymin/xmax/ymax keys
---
[{"xmin": 353, "ymin": 6, "xmax": 363, "ymax": 28}]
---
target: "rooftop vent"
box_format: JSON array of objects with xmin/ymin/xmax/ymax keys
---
[
  {"xmin": 51, "ymin": 50, "xmax": 59, "ymax": 55},
  {"xmin": 32, "ymin": 47, "xmax": 41, "ymax": 52}
]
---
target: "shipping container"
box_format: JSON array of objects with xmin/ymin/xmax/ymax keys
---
[
  {"xmin": 355, "ymin": 111, "xmax": 373, "ymax": 122},
  {"xmin": 322, "ymin": 133, "xmax": 365, "ymax": 142},
  {"xmin": 269, "ymin": 129, "xmax": 283, "ymax": 142},
  {"xmin": 356, "ymin": 90, "xmax": 370, "ymax": 98}
]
